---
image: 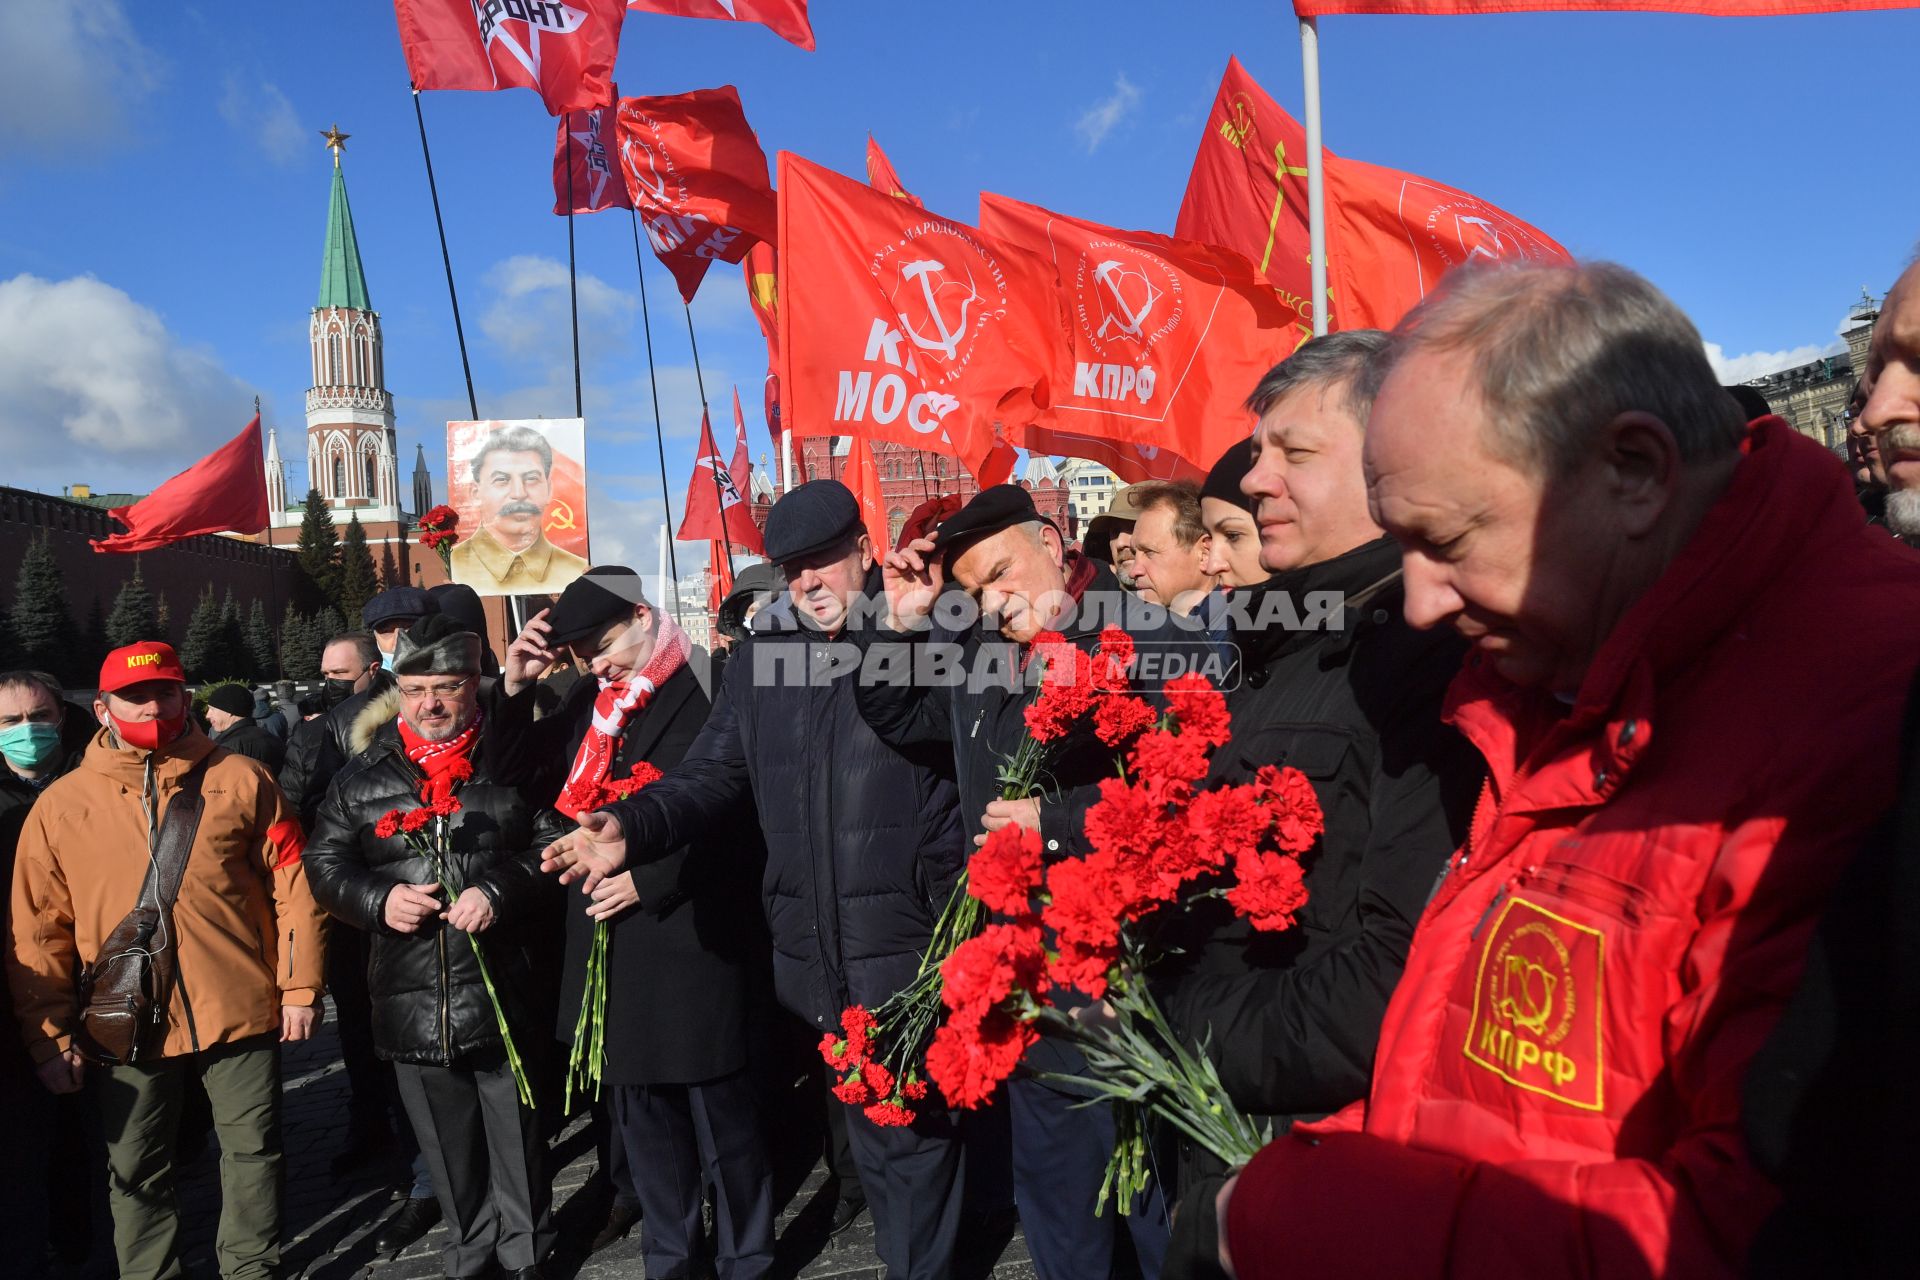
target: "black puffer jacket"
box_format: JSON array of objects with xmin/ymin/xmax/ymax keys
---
[
  {"xmin": 604, "ymin": 572, "xmax": 968, "ymax": 1031},
  {"xmin": 279, "ymin": 670, "xmax": 396, "ymax": 828},
  {"xmin": 304, "ymin": 690, "xmax": 563, "ymax": 1066},
  {"xmin": 1154, "ymin": 538, "xmax": 1481, "ymax": 1155}
]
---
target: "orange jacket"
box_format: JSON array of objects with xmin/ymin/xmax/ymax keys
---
[
  {"xmin": 1225, "ymin": 421, "xmax": 1920, "ymax": 1277},
  {"xmin": 7, "ymin": 724, "xmax": 326, "ymax": 1063}
]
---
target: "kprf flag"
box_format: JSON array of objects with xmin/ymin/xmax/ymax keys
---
[
  {"xmin": 1022, "ymin": 426, "xmax": 1205, "ymax": 486},
  {"xmin": 866, "ymin": 136, "xmax": 921, "ymax": 207},
  {"xmin": 1178, "ymin": 58, "xmax": 1568, "ymax": 332},
  {"xmin": 841, "ymin": 436, "xmax": 891, "ymax": 551},
  {"xmin": 553, "ymin": 91, "xmax": 632, "ymax": 214},
  {"xmin": 742, "ymin": 244, "xmax": 784, "ymax": 451},
  {"xmin": 776, "ymin": 151, "xmax": 1062, "ymax": 484},
  {"xmin": 626, "ymin": 0, "xmax": 815, "ymax": 48},
  {"xmin": 618, "ymin": 86, "xmax": 777, "ymax": 302},
  {"xmin": 981, "ymin": 192, "xmax": 1295, "ymax": 481},
  {"xmin": 1292, "ymin": 2, "xmax": 1916, "ymax": 14},
  {"xmin": 728, "ymin": 399, "xmax": 759, "ymax": 521},
  {"xmin": 94, "ymin": 416, "xmax": 270, "ymax": 553},
  {"xmin": 676, "ymin": 411, "xmax": 765, "ymax": 553},
  {"xmin": 394, "ymin": 0, "xmax": 624, "ymax": 115}
]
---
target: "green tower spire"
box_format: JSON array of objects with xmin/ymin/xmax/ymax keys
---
[{"xmin": 317, "ymin": 125, "xmax": 371, "ymax": 312}]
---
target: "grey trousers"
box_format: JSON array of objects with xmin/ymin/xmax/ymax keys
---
[{"xmin": 394, "ymin": 1050, "xmax": 553, "ymax": 1276}]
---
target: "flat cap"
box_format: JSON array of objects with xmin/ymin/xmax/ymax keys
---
[
  {"xmin": 547, "ymin": 565, "xmax": 648, "ymax": 646},
  {"xmin": 764, "ymin": 480, "xmax": 863, "ymax": 564},
  {"xmin": 392, "ymin": 614, "xmax": 482, "ymax": 677},
  {"xmin": 362, "ymin": 586, "xmax": 435, "ymax": 629},
  {"xmin": 929, "ymin": 484, "xmax": 1052, "ymax": 565}
]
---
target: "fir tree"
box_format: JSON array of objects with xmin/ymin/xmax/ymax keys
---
[
  {"xmin": 219, "ymin": 589, "xmax": 252, "ymax": 681},
  {"xmin": 245, "ymin": 600, "xmax": 278, "ymax": 679},
  {"xmin": 0, "ymin": 613, "xmax": 19, "ymax": 672},
  {"xmin": 295, "ymin": 489, "xmax": 339, "ymax": 612},
  {"xmin": 80, "ymin": 599, "xmax": 109, "ymax": 677},
  {"xmin": 336, "ymin": 515, "xmax": 379, "ymax": 623},
  {"xmin": 178, "ymin": 587, "xmax": 232, "ymax": 681},
  {"xmin": 279, "ymin": 605, "xmax": 314, "ymax": 681},
  {"xmin": 106, "ymin": 561, "xmax": 161, "ymax": 648},
  {"xmin": 378, "ymin": 542, "xmax": 402, "ymax": 590},
  {"xmin": 8, "ymin": 536, "xmax": 78, "ymax": 683}
]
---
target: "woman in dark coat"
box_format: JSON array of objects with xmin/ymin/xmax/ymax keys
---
[{"xmin": 490, "ymin": 566, "xmax": 775, "ymax": 1280}]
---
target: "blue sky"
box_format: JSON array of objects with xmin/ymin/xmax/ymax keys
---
[{"xmin": 1, "ymin": 2, "xmax": 1914, "ymax": 573}]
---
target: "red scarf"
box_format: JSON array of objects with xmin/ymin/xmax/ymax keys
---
[
  {"xmin": 556, "ymin": 615, "xmax": 692, "ymax": 819},
  {"xmin": 398, "ymin": 713, "xmax": 482, "ymax": 805}
]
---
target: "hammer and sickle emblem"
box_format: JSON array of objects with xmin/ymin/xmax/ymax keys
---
[
  {"xmin": 1497, "ymin": 955, "xmax": 1557, "ymax": 1036},
  {"xmin": 1093, "ymin": 259, "xmax": 1162, "ymax": 343},
  {"xmin": 897, "ymin": 259, "xmax": 977, "ymax": 361},
  {"xmin": 1260, "ymin": 139, "xmax": 1312, "ymax": 277},
  {"xmin": 546, "ymin": 500, "xmax": 579, "ymax": 533},
  {"xmin": 620, "ymin": 133, "xmax": 672, "ymax": 206}
]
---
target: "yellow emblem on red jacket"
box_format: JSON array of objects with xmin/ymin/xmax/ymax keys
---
[{"xmin": 1464, "ymin": 895, "xmax": 1605, "ymax": 1111}]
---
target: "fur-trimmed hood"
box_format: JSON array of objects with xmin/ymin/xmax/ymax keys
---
[{"xmin": 348, "ymin": 686, "xmax": 404, "ymax": 757}]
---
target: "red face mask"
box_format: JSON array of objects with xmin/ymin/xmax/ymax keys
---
[{"xmin": 108, "ymin": 709, "xmax": 189, "ymax": 752}]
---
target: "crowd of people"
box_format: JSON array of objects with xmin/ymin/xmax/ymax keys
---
[{"xmin": 5, "ymin": 252, "xmax": 1920, "ymax": 1280}]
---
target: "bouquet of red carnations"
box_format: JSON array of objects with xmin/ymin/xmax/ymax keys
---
[
  {"xmin": 417, "ymin": 505, "xmax": 459, "ymax": 570},
  {"xmin": 924, "ymin": 672, "xmax": 1323, "ymax": 1211},
  {"xmin": 564, "ymin": 760, "xmax": 664, "ymax": 1103},
  {"xmin": 818, "ymin": 626, "xmax": 1145, "ymax": 1126},
  {"xmin": 374, "ymin": 757, "xmax": 535, "ymax": 1106}
]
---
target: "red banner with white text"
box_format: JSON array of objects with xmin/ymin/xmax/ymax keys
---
[
  {"xmin": 395, "ymin": 0, "xmax": 624, "ymax": 115},
  {"xmin": 553, "ymin": 93, "xmax": 632, "ymax": 214},
  {"xmin": 627, "ymin": 0, "xmax": 814, "ymax": 48},
  {"xmin": 1293, "ymin": 2, "xmax": 1915, "ymax": 16}
]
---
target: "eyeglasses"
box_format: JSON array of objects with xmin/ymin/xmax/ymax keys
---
[{"xmin": 396, "ymin": 678, "xmax": 472, "ymax": 701}]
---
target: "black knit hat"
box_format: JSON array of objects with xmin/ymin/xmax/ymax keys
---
[
  {"xmin": 204, "ymin": 684, "xmax": 254, "ymax": 718},
  {"xmin": 1200, "ymin": 440, "xmax": 1257, "ymax": 514}
]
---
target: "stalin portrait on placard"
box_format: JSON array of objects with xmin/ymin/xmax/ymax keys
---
[{"xmin": 447, "ymin": 418, "xmax": 592, "ymax": 597}]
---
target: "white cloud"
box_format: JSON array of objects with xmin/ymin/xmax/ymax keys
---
[
  {"xmin": 0, "ymin": 1, "xmax": 162, "ymax": 158},
  {"xmin": 0, "ymin": 274, "xmax": 259, "ymax": 490},
  {"xmin": 1075, "ymin": 74, "xmax": 1141, "ymax": 154},
  {"xmin": 479, "ymin": 254, "xmax": 638, "ymax": 382},
  {"xmin": 1703, "ymin": 340, "xmax": 1839, "ymax": 384},
  {"xmin": 220, "ymin": 76, "xmax": 306, "ymax": 167}
]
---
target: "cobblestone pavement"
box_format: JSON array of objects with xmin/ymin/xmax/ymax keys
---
[{"xmin": 157, "ymin": 1002, "xmax": 1036, "ymax": 1279}]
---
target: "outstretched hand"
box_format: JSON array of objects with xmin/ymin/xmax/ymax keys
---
[
  {"xmin": 881, "ymin": 535, "xmax": 943, "ymax": 632},
  {"xmin": 540, "ymin": 808, "xmax": 630, "ymax": 895}
]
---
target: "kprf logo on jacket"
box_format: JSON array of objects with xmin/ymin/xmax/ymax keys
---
[{"xmin": 1462, "ymin": 895, "xmax": 1605, "ymax": 1111}]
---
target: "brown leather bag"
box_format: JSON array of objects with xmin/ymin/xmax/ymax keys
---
[{"xmin": 73, "ymin": 764, "xmax": 207, "ymax": 1066}]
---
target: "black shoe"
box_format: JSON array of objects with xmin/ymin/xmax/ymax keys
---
[
  {"xmin": 828, "ymin": 1191, "xmax": 868, "ymax": 1235},
  {"xmin": 506, "ymin": 1268, "xmax": 546, "ymax": 1280},
  {"xmin": 588, "ymin": 1200, "xmax": 641, "ymax": 1253},
  {"xmin": 373, "ymin": 1196, "xmax": 442, "ymax": 1254}
]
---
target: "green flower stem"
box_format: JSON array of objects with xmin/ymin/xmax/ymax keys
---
[
  {"xmin": 418, "ymin": 822, "xmax": 535, "ymax": 1109},
  {"xmin": 566, "ymin": 919, "xmax": 609, "ymax": 1104}
]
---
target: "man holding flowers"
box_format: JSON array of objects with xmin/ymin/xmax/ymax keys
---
[{"xmin": 306, "ymin": 615, "xmax": 562, "ymax": 1280}]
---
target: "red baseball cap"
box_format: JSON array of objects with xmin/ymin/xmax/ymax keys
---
[{"xmin": 99, "ymin": 641, "xmax": 187, "ymax": 694}]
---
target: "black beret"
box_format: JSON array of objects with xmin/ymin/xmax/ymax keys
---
[
  {"xmin": 204, "ymin": 684, "xmax": 254, "ymax": 717},
  {"xmin": 1200, "ymin": 439, "xmax": 1257, "ymax": 514},
  {"xmin": 362, "ymin": 586, "xmax": 435, "ymax": 629},
  {"xmin": 929, "ymin": 484, "xmax": 1053, "ymax": 566},
  {"xmin": 546, "ymin": 566, "xmax": 648, "ymax": 645},
  {"xmin": 764, "ymin": 480, "xmax": 863, "ymax": 564}
]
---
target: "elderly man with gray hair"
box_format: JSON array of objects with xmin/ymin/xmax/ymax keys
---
[
  {"xmin": 451, "ymin": 424, "xmax": 589, "ymax": 594},
  {"xmin": 1206, "ymin": 260, "xmax": 1920, "ymax": 1280}
]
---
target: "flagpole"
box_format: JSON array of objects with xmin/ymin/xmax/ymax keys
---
[
  {"xmin": 410, "ymin": 88, "xmax": 479, "ymax": 418},
  {"xmin": 564, "ymin": 124, "xmax": 584, "ymax": 419},
  {"xmin": 627, "ymin": 211, "xmax": 683, "ymax": 602},
  {"xmin": 1300, "ymin": 17, "xmax": 1330, "ymax": 337},
  {"xmin": 780, "ymin": 413, "xmax": 794, "ymax": 494},
  {"xmin": 682, "ymin": 304, "xmax": 737, "ymax": 580}
]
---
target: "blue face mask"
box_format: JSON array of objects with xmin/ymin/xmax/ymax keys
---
[
  {"xmin": 381, "ymin": 649, "xmax": 396, "ymax": 672},
  {"xmin": 0, "ymin": 721, "xmax": 61, "ymax": 771}
]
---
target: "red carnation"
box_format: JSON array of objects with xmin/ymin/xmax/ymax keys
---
[
  {"xmin": 1049, "ymin": 937, "xmax": 1120, "ymax": 1000},
  {"xmin": 429, "ymin": 793, "xmax": 462, "ymax": 818},
  {"xmin": 940, "ymin": 922, "xmax": 1047, "ymax": 1021},
  {"xmin": 966, "ymin": 826, "xmax": 1045, "ymax": 917},
  {"xmin": 926, "ymin": 1009, "xmax": 1035, "ymax": 1109},
  {"xmin": 1228, "ymin": 849, "xmax": 1310, "ymax": 932},
  {"xmin": 1091, "ymin": 626, "xmax": 1135, "ymax": 692},
  {"xmin": 818, "ymin": 1032, "xmax": 850, "ymax": 1068},
  {"xmin": 374, "ymin": 810, "xmax": 403, "ymax": 840},
  {"xmin": 419, "ymin": 504, "xmax": 458, "ymax": 531},
  {"xmin": 832, "ymin": 1074, "xmax": 872, "ymax": 1106},
  {"xmin": 839, "ymin": 1006, "xmax": 877, "ymax": 1062},
  {"xmin": 1126, "ymin": 729, "xmax": 1211, "ymax": 806},
  {"xmin": 1255, "ymin": 765, "xmax": 1325, "ymax": 854},
  {"xmin": 401, "ymin": 808, "xmax": 434, "ymax": 834},
  {"xmin": 902, "ymin": 1076, "xmax": 929, "ymax": 1102},
  {"xmin": 863, "ymin": 1060, "xmax": 896, "ymax": 1100},
  {"xmin": 864, "ymin": 1099, "xmax": 915, "ymax": 1127},
  {"xmin": 1093, "ymin": 694, "xmax": 1157, "ymax": 748},
  {"xmin": 1182, "ymin": 785, "xmax": 1265, "ymax": 872},
  {"xmin": 628, "ymin": 761, "xmax": 664, "ymax": 788},
  {"xmin": 1164, "ymin": 673, "xmax": 1231, "ymax": 749},
  {"xmin": 1024, "ymin": 639, "xmax": 1096, "ymax": 743}
]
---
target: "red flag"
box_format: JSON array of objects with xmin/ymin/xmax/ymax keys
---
[
  {"xmin": 727, "ymin": 400, "xmax": 762, "ymax": 529},
  {"xmin": 553, "ymin": 92, "xmax": 632, "ymax": 214},
  {"xmin": 394, "ymin": 0, "xmax": 624, "ymax": 116},
  {"xmin": 676, "ymin": 411, "xmax": 766, "ymax": 553},
  {"xmin": 1293, "ymin": 2, "xmax": 1915, "ymax": 15},
  {"xmin": 1177, "ymin": 58, "xmax": 1567, "ymax": 332},
  {"xmin": 1020, "ymin": 426, "xmax": 1206, "ymax": 486},
  {"xmin": 981, "ymin": 192, "xmax": 1295, "ymax": 481},
  {"xmin": 618, "ymin": 86, "xmax": 777, "ymax": 302},
  {"xmin": 94, "ymin": 416, "xmax": 269, "ymax": 554},
  {"xmin": 841, "ymin": 436, "xmax": 890, "ymax": 551},
  {"xmin": 706, "ymin": 540, "xmax": 735, "ymax": 616},
  {"xmin": 865, "ymin": 136, "xmax": 921, "ymax": 207},
  {"xmin": 776, "ymin": 151, "xmax": 1062, "ymax": 484},
  {"xmin": 626, "ymin": 0, "xmax": 815, "ymax": 48},
  {"xmin": 742, "ymin": 244, "xmax": 784, "ymax": 452}
]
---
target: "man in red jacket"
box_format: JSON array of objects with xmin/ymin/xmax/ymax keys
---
[{"xmin": 1211, "ymin": 260, "xmax": 1920, "ymax": 1279}]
